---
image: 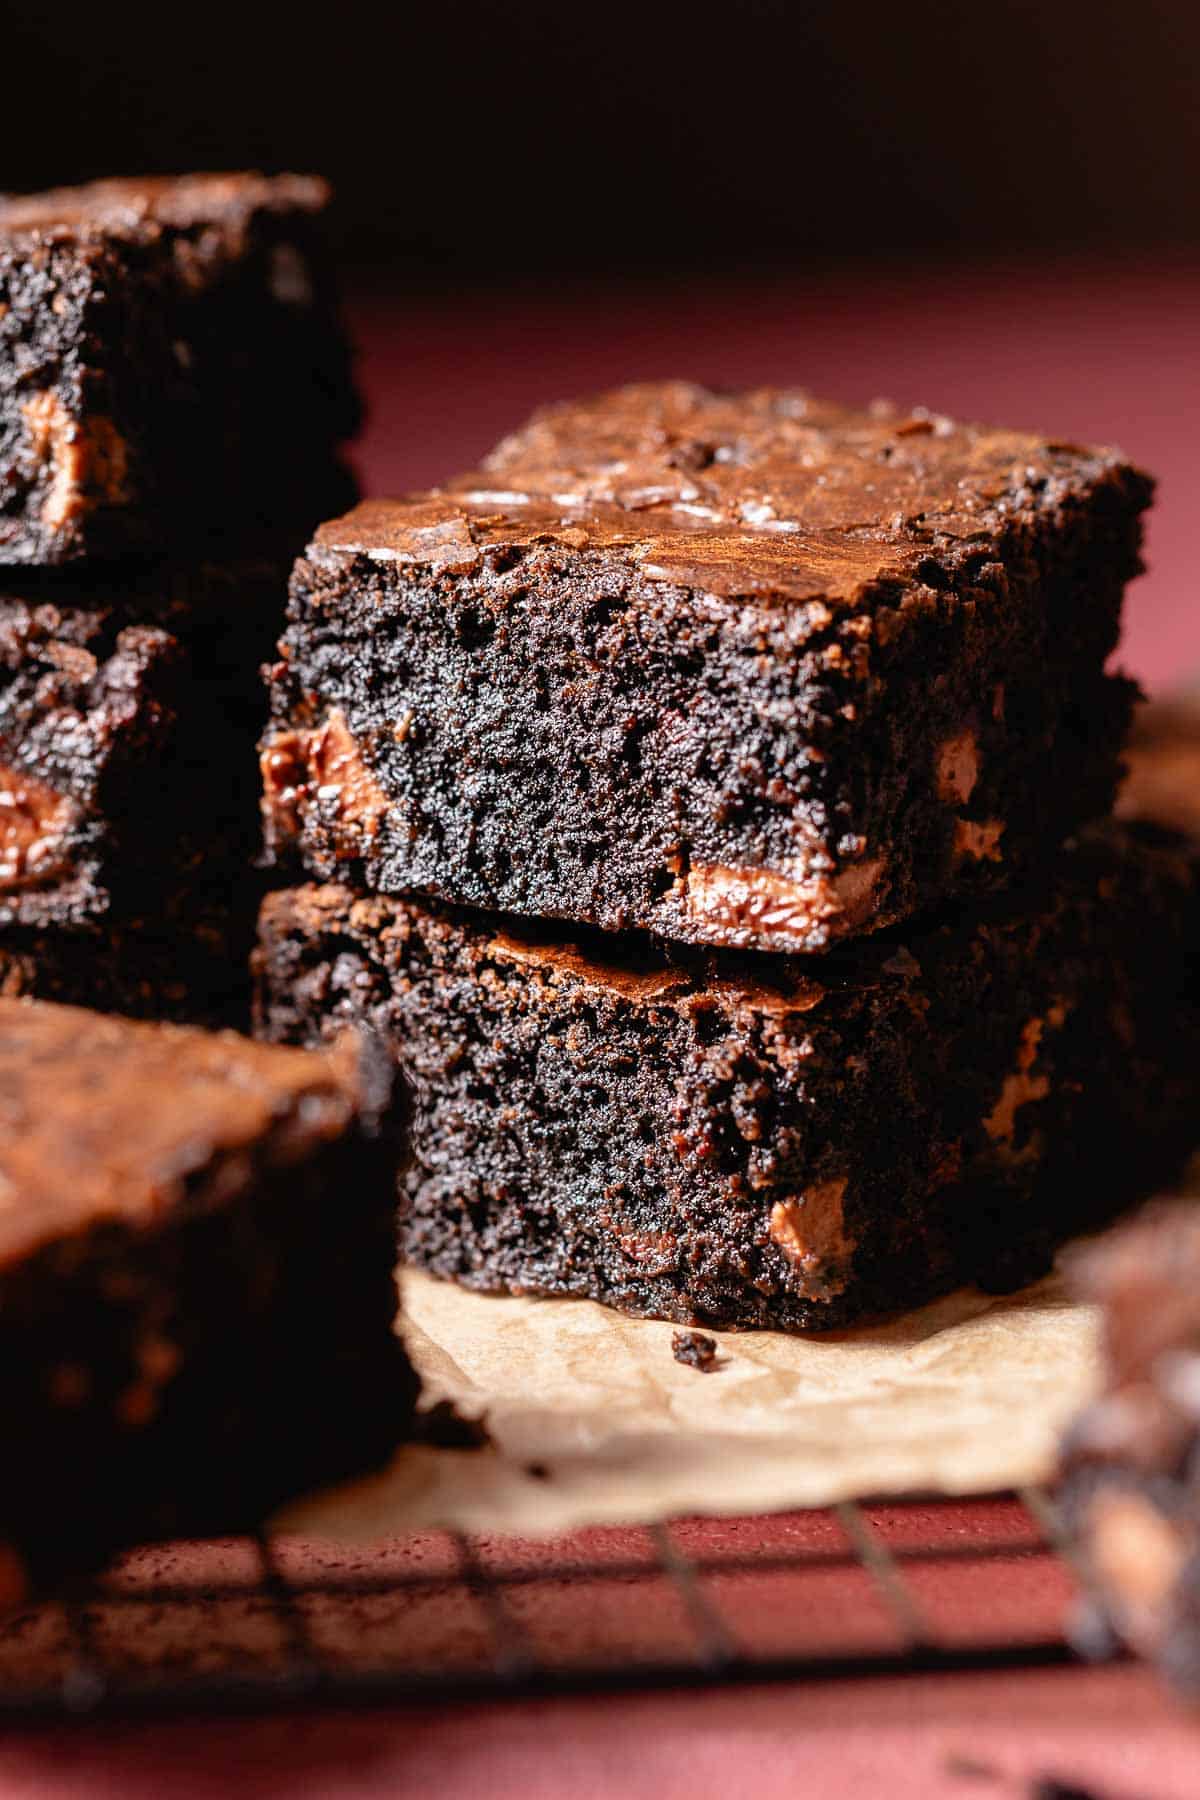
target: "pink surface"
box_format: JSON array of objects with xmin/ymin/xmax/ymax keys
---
[
  {"xmin": 0, "ymin": 1646, "xmax": 1197, "ymax": 1800},
  {"xmin": 350, "ymin": 255, "xmax": 1200, "ymax": 694},
  {"xmin": 2, "ymin": 1504, "xmax": 1198, "ymax": 1797},
  {"xmin": 4, "ymin": 265, "xmax": 1200, "ymax": 1795}
]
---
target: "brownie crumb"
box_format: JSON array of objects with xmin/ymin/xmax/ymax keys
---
[
  {"xmin": 672, "ymin": 1330, "xmax": 719, "ymax": 1370},
  {"xmin": 414, "ymin": 1399, "xmax": 489, "ymax": 1449}
]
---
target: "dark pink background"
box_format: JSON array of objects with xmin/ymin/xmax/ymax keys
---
[{"xmin": 4, "ymin": 264, "xmax": 1198, "ymax": 1796}]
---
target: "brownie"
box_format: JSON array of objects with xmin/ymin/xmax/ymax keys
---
[
  {"xmin": 0, "ymin": 555, "xmax": 283, "ymax": 926},
  {"xmin": 261, "ymin": 382, "xmax": 1146, "ymax": 954},
  {"xmin": 1059, "ymin": 1204, "xmax": 1200, "ymax": 1697},
  {"xmin": 254, "ymin": 826, "xmax": 1200, "ymax": 1331},
  {"xmin": 0, "ymin": 998, "xmax": 416, "ymax": 1615},
  {"xmin": 0, "ymin": 892, "xmax": 254, "ymax": 1028},
  {"xmin": 0, "ymin": 173, "xmax": 359, "ymax": 563}
]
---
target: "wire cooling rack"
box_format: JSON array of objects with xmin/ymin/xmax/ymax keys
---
[{"xmin": 0, "ymin": 1490, "xmax": 1092, "ymax": 1721}]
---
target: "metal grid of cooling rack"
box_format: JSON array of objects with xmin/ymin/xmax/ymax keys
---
[{"xmin": 0, "ymin": 1489, "xmax": 1095, "ymax": 1722}]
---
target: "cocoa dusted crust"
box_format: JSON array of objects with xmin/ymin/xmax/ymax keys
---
[
  {"xmin": 1059, "ymin": 1205, "xmax": 1200, "ymax": 1697},
  {"xmin": 0, "ymin": 172, "xmax": 359, "ymax": 563},
  {"xmin": 261, "ymin": 382, "xmax": 1147, "ymax": 954},
  {"xmin": 0, "ymin": 999, "xmax": 416, "ymax": 1608},
  {"xmin": 254, "ymin": 826, "xmax": 1200, "ymax": 1332}
]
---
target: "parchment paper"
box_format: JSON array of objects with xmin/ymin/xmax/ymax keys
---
[{"xmin": 280, "ymin": 1264, "xmax": 1101, "ymax": 1538}]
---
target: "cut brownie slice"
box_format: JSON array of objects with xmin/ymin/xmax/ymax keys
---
[
  {"xmin": 262, "ymin": 382, "xmax": 1146, "ymax": 953},
  {"xmin": 0, "ymin": 999, "xmax": 416, "ymax": 1614},
  {"xmin": 1059, "ymin": 1204, "xmax": 1200, "ymax": 1697},
  {"xmin": 254, "ymin": 826, "xmax": 1200, "ymax": 1332},
  {"xmin": 0, "ymin": 173, "xmax": 358, "ymax": 563}
]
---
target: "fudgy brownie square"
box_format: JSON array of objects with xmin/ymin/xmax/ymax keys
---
[
  {"xmin": 1059, "ymin": 1203, "xmax": 1200, "ymax": 1697},
  {"xmin": 0, "ymin": 173, "xmax": 359, "ymax": 563},
  {"xmin": 255, "ymin": 826, "xmax": 1200, "ymax": 1332},
  {"xmin": 262, "ymin": 382, "xmax": 1147, "ymax": 953},
  {"xmin": 0, "ymin": 999, "xmax": 416, "ymax": 1613}
]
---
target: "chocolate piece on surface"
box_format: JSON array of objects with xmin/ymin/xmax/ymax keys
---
[
  {"xmin": 0, "ymin": 998, "xmax": 415, "ymax": 1606},
  {"xmin": 262, "ymin": 381, "xmax": 1146, "ymax": 952},
  {"xmin": 255, "ymin": 825, "xmax": 1200, "ymax": 1332},
  {"xmin": 672, "ymin": 1330, "xmax": 719, "ymax": 1371},
  {"xmin": 0, "ymin": 172, "xmax": 358, "ymax": 563}
]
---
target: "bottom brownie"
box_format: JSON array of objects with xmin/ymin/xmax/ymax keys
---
[
  {"xmin": 1, "ymin": 999, "xmax": 417, "ymax": 1612},
  {"xmin": 254, "ymin": 826, "xmax": 1200, "ymax": 1332}
]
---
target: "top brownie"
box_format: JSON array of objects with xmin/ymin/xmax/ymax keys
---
[
  {"xmin": 262, "ymin": 382, "xmax": 1147, "ymax": 953},
  {"xmin": 0, "ymin": 172, "xmax": 359, "ymax": 564}
]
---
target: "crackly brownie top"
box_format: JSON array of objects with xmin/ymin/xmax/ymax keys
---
[
  {"xmin": 0, "ymin": 172, "xmax": 329, "ymax": 246},
  {"xmin": 310, "ymin": 381, "xmax": 1147, "ymax": 606},
  {"xmin": 0, "ymin": 999, "xmax": 379, "ymax": 1269}
]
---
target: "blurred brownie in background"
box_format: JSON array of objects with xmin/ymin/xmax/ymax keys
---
[
  {"xmin": 1060, "ymin": 1201, "xmax": 1200, "ymax": 1697},
  {"xmin": 0, "ymin": 173, "xmax": 358, "ymax": 564},
  {"xmin": 262, "ymin": 381, "xmax": 1146, "ymax": 954},
  {"xmin": 0, "ymin": 552, "xmax": 299, "ymax": 1024},
  {"xmin": 0, "ymin": 999, "xmax": 416, "ymax": 1615}
]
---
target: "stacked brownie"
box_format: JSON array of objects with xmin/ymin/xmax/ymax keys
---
[
  {"xmin": 255, "ymin": 380, "xmax": 1200, "ymax": 1329},
  {"xmin": 0, "ymin": 173, "xmax": 359, "ymax": 1023}
]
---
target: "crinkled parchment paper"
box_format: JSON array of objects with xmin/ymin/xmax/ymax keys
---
[{"xmin": 279, "ymin": 1265, "xmax": 1100, "ymax": 1538}]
